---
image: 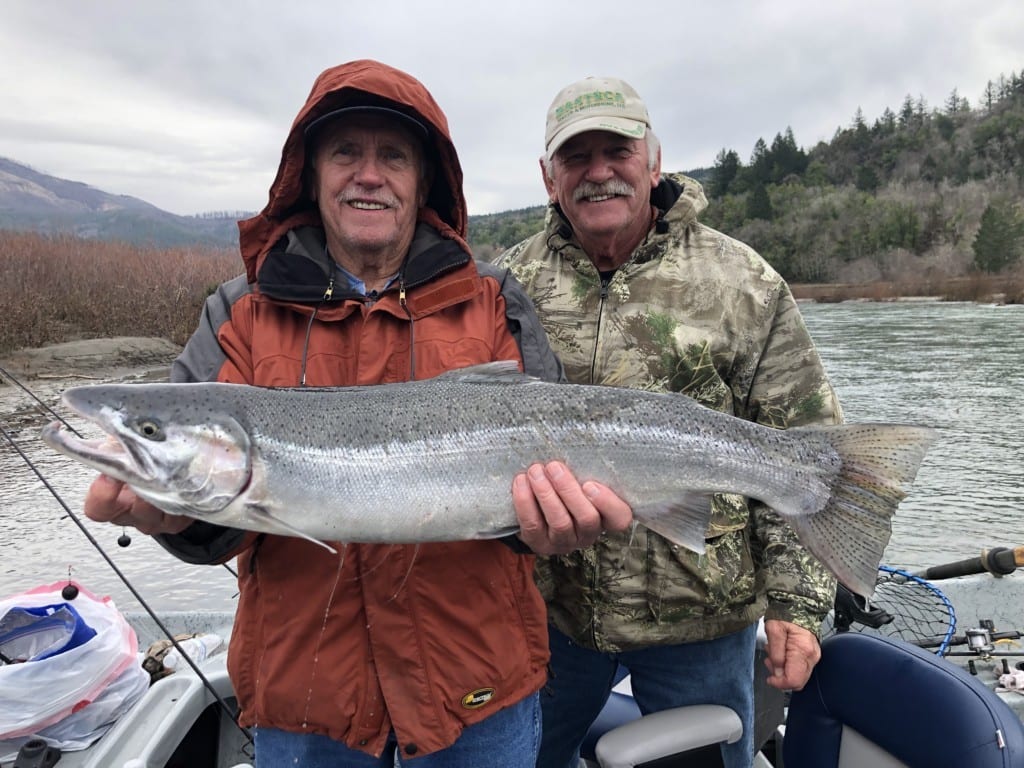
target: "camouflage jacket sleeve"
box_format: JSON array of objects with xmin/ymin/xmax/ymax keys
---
[{"xmin": 744, "ymin": 282, "xmax": 841, "ymax": 633}]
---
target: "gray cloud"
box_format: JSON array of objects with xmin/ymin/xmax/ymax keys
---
[{"xmin": 2, "ymin": 0, "xmax": 1021, "ymax": 216}]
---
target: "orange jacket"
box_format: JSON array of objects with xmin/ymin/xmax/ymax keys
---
[{"xmin": 158, "ymin": 60, "xmax": 560, "ymax": 758}]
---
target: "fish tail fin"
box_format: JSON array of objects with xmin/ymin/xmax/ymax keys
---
[{"xmin": 789, "ymin": 424, "xmax": 938, "ymax": 600}]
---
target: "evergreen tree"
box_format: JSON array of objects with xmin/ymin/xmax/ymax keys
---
[
  {"xmin": 899, "ymin": 95, "xmax": 916, "ymax": 128},
  {"xmin": 876, "ymin": 108, "xmax": 897, "ymax": 135},
  {"xmin": 749, "ymin": 138, "xmax": 771, "ymax": 184},
  {"xmin": 767, "ymin": 128, "xmax": 807, "ymax": 181},
  {"xmin": 855, "ymin": 165, "xmax": 880, "ymax": 193},
  {"xmin": 746, "ymin": 183, "xmax": 773, "ymax": 220},
  {"xmin": 851, "ymin": 107, "xmax": 871, "ymax": 152},
  {"xmin": 914, "ymin": 96, "xmax": 929, "ymax": 126},
  {"xmin": 982, "ymin": 80, "xmax": 997, "ymax": 113},
  {"xmin": 935, "ymin": 113, "xmax": 955, "ymax": 141},
  {"xmin": 710, "ymin": 149, "xmax": 741, "ymax": 197},
  {"xmin": 945, "ymin": 88, "xmax": 962, "ymax": 114},
  {"xmin": 972, "ymin": 201, "xmax": 1024, "ymax": 272}
]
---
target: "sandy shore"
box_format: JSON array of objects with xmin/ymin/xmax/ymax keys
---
[
  {"xmin": 0, "ymin": 337, "xmax": 181, "ymax": 425},
  {"xmin": 0, "ymin": 337, "xmax": 181, "ymax": 380}
]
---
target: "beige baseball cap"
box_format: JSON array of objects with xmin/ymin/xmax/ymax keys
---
[{"xmin": 544, "ymin": 76, "xmax": 651, "ymax": 159}]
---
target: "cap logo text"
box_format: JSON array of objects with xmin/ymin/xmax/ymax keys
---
[{"xmin": 555, "ymin": 91, "xmax": 627, "ymax": 124}]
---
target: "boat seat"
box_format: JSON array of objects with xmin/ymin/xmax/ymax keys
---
[
  {"xmin": 579, "ymin": 666, "xmax": 741, "ymax": 768},
  {"xmin": 580, "ymin": 627, "xmax": 785, "ymax": 767},
  {"xmin": 783, "ymin": 631, "xmax": 1024, "ymax": 767}
]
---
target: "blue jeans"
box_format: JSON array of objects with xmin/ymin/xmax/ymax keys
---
[
  {"xmin": 537, "ymin": 624, "xmax": 757, "ymax": 768},
  {"xmin": 253, "ymin": 691, "xmax": 541, "ymax": 767}
]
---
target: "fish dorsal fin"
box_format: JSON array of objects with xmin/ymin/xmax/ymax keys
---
[{"xmin": 436, "ymin": 361, "xmax": 536, "ymax": 385}]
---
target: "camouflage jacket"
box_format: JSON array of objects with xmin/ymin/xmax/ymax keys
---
[{"xmin": 500, "ymin": 173, "xmax": 840, "ymax": 651}]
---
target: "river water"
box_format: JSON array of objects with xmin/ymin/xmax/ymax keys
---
[
  {"xmin": 798, "ymin": 300, "xmax": 1023, "ymax": 571},
  {"xmin": 0, "ymin": 300, "xmax": 1022, "ymax": 613}
]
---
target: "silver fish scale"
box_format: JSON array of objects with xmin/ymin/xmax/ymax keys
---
[
  {"xmin": 210, "ymin": 377, "xmax": 842, "ymax": 543},
  {"xmin": 46, "ymin": 369, "xmax": 936, "ymax": 594}
]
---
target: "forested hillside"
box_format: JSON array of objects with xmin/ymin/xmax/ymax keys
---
[{"xmin": 469, "ymin": 72, "xmax": 1024, "ymax": 285}]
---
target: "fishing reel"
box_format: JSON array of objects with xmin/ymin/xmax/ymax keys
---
[
  {"xmin": 965, "ymin": 623, "xmax": 997, "ymax": 656},
  {"xmin": 946, "ymin": 619, "xmax": 1024, "ymax": 679},
  {"xmin": 956, "ymin": 619, "xmax": 1023, "ymax": 659}
]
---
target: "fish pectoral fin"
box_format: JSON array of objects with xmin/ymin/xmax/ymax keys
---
[
  {"xmin": 245, "ymin": 506, "xmax": 338, "ymax": 554},
  {"xmin": 474, "ymin": 524, "xmax": 522, "ymax": 540},
  {"xmin": 634, "ymin": 495, "xmax": 713, "ymax": 555}
]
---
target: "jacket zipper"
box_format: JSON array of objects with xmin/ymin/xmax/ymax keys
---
[
  {"xmin": 589, "ymin": 276, "xmax": 611, "ymax": 384},
  {"xmin": 588, "ymin": 275, "xmax": 612, "ymax": 648}
]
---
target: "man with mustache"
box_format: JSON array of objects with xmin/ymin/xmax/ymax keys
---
[{"xmin": 502, "ymin": 76, "xmax": 841, "ymax": 768}]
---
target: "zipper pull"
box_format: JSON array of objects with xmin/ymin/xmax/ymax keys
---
[{"xmin": 323, "ymin": 278, "xmax": 335, "ymax": 301}]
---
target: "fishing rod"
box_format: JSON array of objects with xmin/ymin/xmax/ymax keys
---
[
  {"xmin": 0, "ymin": 362, "xmax": 83, "ymax": 436},
  {"xmin": 0, "ymin": 362, "xmax": 237, "ymax": 576},
  {"xmin": 0, "ymin": 422, "xmax": 251, "ymax": 743},
  {"xmin": 913, "ymin": 546, "xmax": 1024, "ymax": 581},
  {"xmin": 0, "ymin": 366, "xmax": 251, "ymax": 745}
]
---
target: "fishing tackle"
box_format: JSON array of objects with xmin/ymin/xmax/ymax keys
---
[
  {"xmin": 0, "ymin": 364, "xmax": 251, "ymax": 746},
  {"xmin": 62, "ymin": 565, "xmax": 79, "ymax": 601}
]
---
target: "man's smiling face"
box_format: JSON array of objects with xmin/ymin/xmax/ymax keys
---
[
  {"xmin": 309, "ymin": 113, "xmax": 426, "ymax": 263},
  {"xmin": 545, "ymin": 130, "xmax": 659, "ymax": 245}
]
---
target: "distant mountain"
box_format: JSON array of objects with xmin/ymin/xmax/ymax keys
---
[
  {"xmin": 0, "ymin": 157, "xmax": 244, "ymax": 248},
  {"xmin": 1, "ymin": 156, "xmax": 718, "ymax": 254}
]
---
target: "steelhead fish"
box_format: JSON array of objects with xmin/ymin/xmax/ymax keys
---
[{"xmin": 40, "ymin": 362, "xmax": 937, "ymax": 598}]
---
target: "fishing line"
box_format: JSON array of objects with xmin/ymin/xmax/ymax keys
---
[
  {"xmin": 0, "ymin": 363, "xmax": 240, "ymax": 579},
  {"xmin": 0, "ymin": 367, "xmax": 249, "ymax": 743},
  {"xmin": 0, "ymin": 421, "xmax": 251, "ymax": 743},
  {"xmin": 0, "ymin": 363, "xmax": 82, "ymax": 437}
]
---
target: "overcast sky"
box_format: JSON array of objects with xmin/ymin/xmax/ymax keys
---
[{"xmin": 2, "ymin": 1, "xmax": 1021, "ymax": 217}]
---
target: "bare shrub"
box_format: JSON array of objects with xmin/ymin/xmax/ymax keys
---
[
  {"xmin": 0, "ymin": 231, "xmax": 239, "ymax": 355},
  {"xmin": 835, "ymin": 257, "xmax": 883, "ymax": 284}
]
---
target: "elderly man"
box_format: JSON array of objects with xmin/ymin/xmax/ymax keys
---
[
  {"xmin": 81, "ymin": 60, "xmax": 632, "ymax": 768},
  {"xmin": 504, "ymin": 76, "xmax": 842, "ymax": 768}
]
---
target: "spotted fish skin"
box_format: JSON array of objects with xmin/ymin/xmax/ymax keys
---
[{"xmin": 40, "ymin": 362, "xmax": 936, "ymax": 598}]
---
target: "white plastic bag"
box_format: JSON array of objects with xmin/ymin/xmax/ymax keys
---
[{"xmin": 0, "ymin": 581, "xmax": 149, "ymax": 760}]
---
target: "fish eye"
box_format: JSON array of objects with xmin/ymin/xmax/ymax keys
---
[{"xmin": 134, "ymin": 419, "xmax": 165, "ymax": 441}]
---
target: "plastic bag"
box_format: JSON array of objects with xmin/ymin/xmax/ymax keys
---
[
  {"xmin": 0, "ymin": 581, "xmax": 150, "ymax": 760},
  {"xmin": 0, "ymin": 602, "xmax": 96, "ymax": 662}
]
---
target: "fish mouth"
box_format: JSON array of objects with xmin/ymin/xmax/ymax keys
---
[
  {"xmin": 40, "ymin": 384, "xmax": 254, "ymax": 517},
  {"xmin": 40, "ymin": 421, "xmax": 159, "ymax": 488}
]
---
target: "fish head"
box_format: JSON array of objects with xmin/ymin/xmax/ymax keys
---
[{"xmin": 40, "ymin": 383, "xmax": 252, "ymax": 517}]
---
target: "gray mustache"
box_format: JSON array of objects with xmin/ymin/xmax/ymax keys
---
[
  {"xmin": 573, "ymin": 180, "xmax": 635, "ymax": 202},
  {"xmin": 338, "ymin": 188, "xmax": 400, "ymax": 207}
]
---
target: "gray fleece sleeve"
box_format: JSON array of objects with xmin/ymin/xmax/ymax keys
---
[
  {"xmin": 155, "ymin": 274, "xmax": 251, "ymax": 563},
  {"xmin": 476, "ymin": 260, "xmax": 565, "ymax": 383}
]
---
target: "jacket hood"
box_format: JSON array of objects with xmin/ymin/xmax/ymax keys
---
[
  {"xmin": 652, "ymin": 172, "xmax": 708, "ymax": 227},
  {"xmin": 237, "ymin": 60, "xmax": 469, "ymax": 282}
]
